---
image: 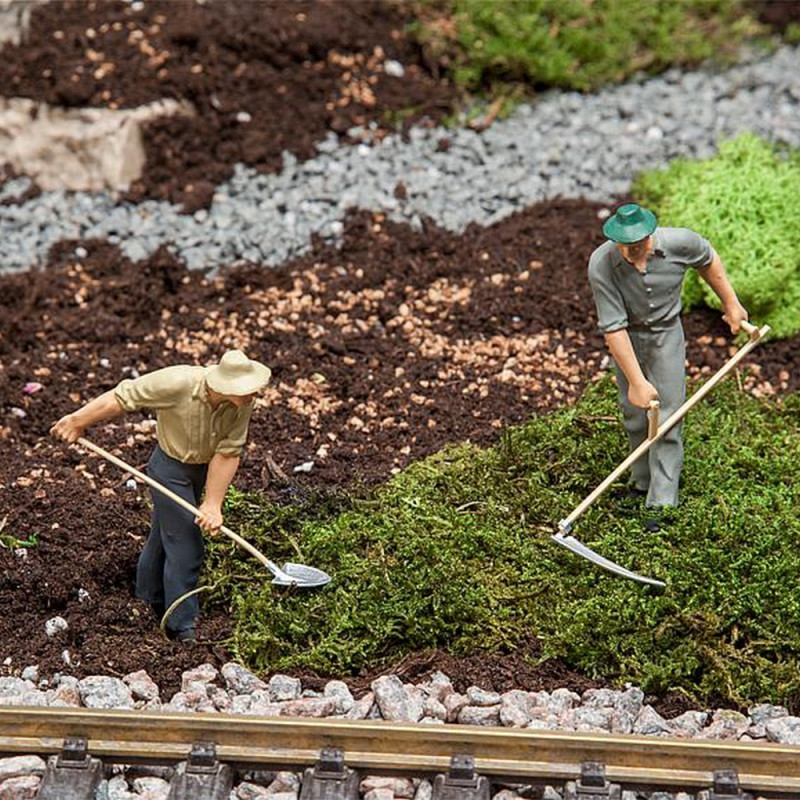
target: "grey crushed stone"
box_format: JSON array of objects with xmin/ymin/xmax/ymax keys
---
[{"xmin": 0, "ymin": 46, "xmax": 799, "ymax": 274}]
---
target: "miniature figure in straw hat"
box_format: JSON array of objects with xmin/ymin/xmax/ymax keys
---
[
  {"xmin": 51, "ymin": 350, "xmax": 272, "ymax": 642},
  {"xmin": 588, "ymin": 204, "xmax": 748, "ymax": 531}
]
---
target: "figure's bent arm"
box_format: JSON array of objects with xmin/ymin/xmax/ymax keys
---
[
  {"xmin": 51, "ymin": 390, "xmax": 126, "ymax": 443},
  {"xmin": 604, "ymin": 329, "xmax": 659, "ymax": 408},
  {"xmin": 196, "ymin": 453, "xmax": 240, "ymax": 533},
  {"xmin": 696, "ymin": 252, "xmax": 748, "ymax": 333}
]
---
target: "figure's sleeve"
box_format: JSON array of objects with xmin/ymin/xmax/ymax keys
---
[
  {"xmin": 114, "ymin": 367, "xmax": 185, "ymax": 412},
  {"xmin": 589, "ymin": 256, "xmax": 628, "ymax": 333},
  {"xmin": 215, "ymin": 405, "xmax": 253, "ymax": 456},
  {"xmin": 675, "ymin": 229, "xmax": 716, "ymax": 269}
]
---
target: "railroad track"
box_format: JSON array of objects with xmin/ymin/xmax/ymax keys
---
[{"xmin": 1, "ymin": 706, "xmax": 799, "ymax": 799}]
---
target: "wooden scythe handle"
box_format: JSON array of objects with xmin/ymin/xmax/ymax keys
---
[{"xmin": 559, "ymin": 320, "xmax": 770, "ymax": 532}]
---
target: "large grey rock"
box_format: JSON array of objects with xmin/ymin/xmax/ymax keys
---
[
  {"xmin": 268, "ymin": 674, "xmax": 302, "ymax": 702},
  {"xmin": 222, "ymin": 662, "xmax": 268, "ymax": 695},
  {"xmin": 0, "ymin": 757, "xmax": 45, "ymax": 782},
  {"xmin": 766, "ymin": 715, "xmax": 800, "ymax": 745},
  {"xmin": 372, "ymin": 675, "xmax": 422, "ymax": 722},
  {"xmin": 633, "ymin": 705, "xmax": 672, "ymax": 736},
  {"xmin": 78, "ymin": 676, "xmax": 134, "ymax": 709},
  {"xmin": 457, "ymin": 705, "xmax": 501, "ymax": 726},
  {"xmin": 323, "ymin": 680, "xmax": 354, "ymax": 714}
]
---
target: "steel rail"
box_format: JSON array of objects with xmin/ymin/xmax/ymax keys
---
[{"xmin": 1, "ymin": 707, "xmax": 800, "ymax": 793}]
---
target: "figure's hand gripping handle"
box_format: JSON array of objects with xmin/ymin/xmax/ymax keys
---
[{"xmin": 740, "ymin": 320, "xmax": 761, "ymax": 342}]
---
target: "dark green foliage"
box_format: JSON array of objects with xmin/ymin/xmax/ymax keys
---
[
  {"xmin": 634, "ymin": 135, "xmax": 800, "ymax": 339},
  {"xmin": 206, "ymin": 380, "xmax": 800, "ymax": 707}
]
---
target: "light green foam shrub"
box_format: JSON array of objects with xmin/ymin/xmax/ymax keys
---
[{"xmin": 634, "ymin": 134, "xmax": 800, "ymax": 339}]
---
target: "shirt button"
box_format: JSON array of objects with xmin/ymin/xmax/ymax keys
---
[{"xmin": 649, "ymin": 303, "xmax": 655, "ymax": 308}]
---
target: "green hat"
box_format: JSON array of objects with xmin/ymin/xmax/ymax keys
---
[{"xmin": 602, "ymin": 203, "xmax": 657, "ymax": 244}]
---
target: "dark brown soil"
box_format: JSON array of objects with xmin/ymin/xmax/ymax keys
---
[
  {"xmin": 1, "ymin": 204, "xmax": 797, "ymax": 703},
  {"xmin": 0, "ymin": 0, "xmax": 456, "ymax": 210},
  {"xmin": 748, "ymin": 0, "xmax": 800, "ymax": 33}
]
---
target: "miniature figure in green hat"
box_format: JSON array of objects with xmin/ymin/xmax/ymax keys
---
[
  {"xmin": 51, "ymin": 350, "xmax": 272, "ymax": 642},
  {"xmin": 588, "ymin": 203, "xmax": 748, "ymax": 531}
]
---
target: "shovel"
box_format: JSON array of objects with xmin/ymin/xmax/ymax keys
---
[
  {"xmin": 75, "ymin": 437, "xmax": 331, "ymax": 588},
  {"xmin": 552, "ymin": 320, "xmax": 770, "ymax": 588}
]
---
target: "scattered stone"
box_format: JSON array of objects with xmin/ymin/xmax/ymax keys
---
[
  {"xmin": 0, "ymin": 774, "xmax": 41, "ymax": 799},
  {"xmin": 633, "ymin": 705, "xmax": 672, "ymax": 736},
  {"xmin": 457, "ymin": 705, "xmax": 501, "ymax": 726},
  {"xmin": 181, "ymin": 663, "xmax": 219, "ymax": 692},
  {"xmin": 466, "ymin": 686, "xmax": 502, "ymax": 707},
  {"xmin": 323, "ymin": 680, "xmax": 354, "ymax": 714},
  {"xmin": 222, "ymin": 662, "xmax": 268, "ymax": 694},
  {"xmin": 268, "ymin": 674, "xmax": 302, "ymax": 703},
  {"xmin": 0, "ymin": 756, "xmax": 45, "ymax": 783},
  {"xmin": 766, "ymin": 715, "xmax": 800, "ymax": 745},
  {"xmin": 123, "ymin": 670, "xmax": 160, "ymax": 703},
  {"xmin": 43, "ymin": 616, "xmax": 68, "ymax": 637},
  {"xmin": 346, "ymin": 691, "xmax": 376, "ymax": 720},
  {"xmin": 361, "ymin": 777, "xmax": 416, "ymax": 798}
]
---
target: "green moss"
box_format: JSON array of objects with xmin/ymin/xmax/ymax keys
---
[
  {"xmin": 634, "ymin": 134, "xmax": 800, "ymax": 339},
  {"xmin": 785, "ymin": 23, "xmax": 800, "ymax": 45},
  {"xmin": 412, "ymin": 0, "xmax": 764, "ymax": 94},
  {"xmin": 205, "ymin": 378, "xmax": 800, "ymax": 708}
]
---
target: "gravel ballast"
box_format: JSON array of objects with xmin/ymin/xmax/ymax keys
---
[
  {"xmin": 1, "ymin": 45, "xmax": 799, "ymax": 274},
  {"xmin": 0, "ymin": 665, "xmax": 796, "ymax": 799}
]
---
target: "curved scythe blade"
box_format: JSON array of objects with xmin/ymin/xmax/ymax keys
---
[{"xmin": 551, "ymin": 532, "xmax": 665, "ymax": 589}]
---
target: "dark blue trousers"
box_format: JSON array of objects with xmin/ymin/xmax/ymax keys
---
[{"xmin": 136, "ymin": 446, "xmax": 208, "ymax": 635}]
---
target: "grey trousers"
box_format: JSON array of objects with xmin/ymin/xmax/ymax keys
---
[
  {"xmin": 613, "ymin": 321, "xmax": 686, "ymax": 508},
  {"xmin": 135, "ymin": 446, "xmax": 208, "ymax": 634}
]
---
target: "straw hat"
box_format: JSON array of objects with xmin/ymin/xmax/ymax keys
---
[
  {"xmin": 602, "ymin": 203, "xmax": 658, "ymax": 244},
  {"xmin": 206, "ymin": 350, "xmax": 271, "ymax": 396}
]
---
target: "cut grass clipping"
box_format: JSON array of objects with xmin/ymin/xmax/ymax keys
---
[
  {"xmin": 413, "ymin": 0, "xmax": 762, "ymax": 94},
  {"xmin": 206, "ymin": 379, "xmax": 800, "ymax": 710},
  {"xmin": 634, "ymin": 134, "xmax": 800, "ymax": 339}
]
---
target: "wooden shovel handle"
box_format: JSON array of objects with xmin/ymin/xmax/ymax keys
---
[{"xmin": 75, "ymin": 437, "xmax": 283, "ymax": 575}]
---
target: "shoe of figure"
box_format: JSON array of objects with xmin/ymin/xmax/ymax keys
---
[
  {"xmin": 167, "ymin": 627, "xmax": 197, "ymax": 644},
  {"xmin": 643, "ymin": 508, "xmax": 676, "ymax": 533},
  {"xmin": 612, "ymin": 485, "xmax": 648, "ymax": 504}
]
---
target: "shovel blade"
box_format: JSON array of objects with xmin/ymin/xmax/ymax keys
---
[
  {"xmin": 271, "ymin": 562, "xmax": 331, "ymax": 588},
  {"xmin": 552, "ymin": 533, "xmax": 665, "ymax": 589}
]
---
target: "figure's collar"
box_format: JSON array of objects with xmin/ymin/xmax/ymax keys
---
[
  {"xmin": 194, "ymin": 372, "xmax": 210, "ymax": 404},
  {"xmin": 651, "ymin": 229, "xmax": 665, "ymax": 258}
]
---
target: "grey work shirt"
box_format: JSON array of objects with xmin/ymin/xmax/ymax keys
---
[{"xmin": 588, "ymin": 227, "xmax": 715, "ymax": 333}]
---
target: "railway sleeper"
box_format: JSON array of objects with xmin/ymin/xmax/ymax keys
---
[
  {"xmin": 36, "ymin": 736, "xmax": 103, "ymax": 800},
  {"xmin": 167, "ymin": 740, "xmax": 234, "ymax": 800},
  {"xmin": 432, "ymin": 754, "xmax": 491, "ymax": 800},
  {"xmin": 300, "ymin": 747, "xmax": 361, "ymax": 800},
  {"xmin": 697, "ymin": 768, "xmax": 753, "ymax": 800}
]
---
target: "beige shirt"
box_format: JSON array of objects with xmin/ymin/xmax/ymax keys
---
[{"xmin": 114, "ymin": 365, "xmax": 253, "ymax": 464}]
